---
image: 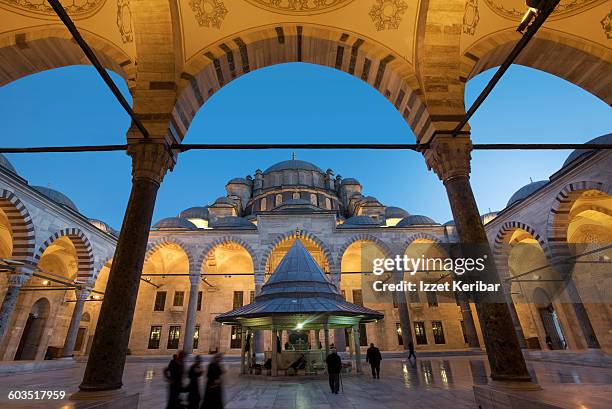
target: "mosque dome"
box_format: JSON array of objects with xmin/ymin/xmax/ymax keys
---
[
  {"xmin": 340, "ymin": 178, "xmax": 361, "ymax": 186},
  {"xmin": 32, "ymin": 186, "xmax": 79, "ymax": 212},
  {"xmin": 443, "ymin": 220, "xmax": 455, "ymax": 226},
  {"xmin": 562, "ymin": 134, "xmax": 612, "ymax": 169},
  {"xmin": 0, "ymin": 154, "xmax": 17, "ymax": 174},
  {"xmin": 385, "ymin": 206, "xmax": 410, "ymax": 219},
  {"xmin": 396, "ymin": 215, "xmax": 438, "ymax": 227},
  {"xmin": 227, "ymin": 177, "xmax": 249, "ymax": 185},
  {"xmin": 89, "ymin": 219, "xmax": 118, "ymax": 236},
  {"xmin": 210, "ymin": 216, "xmax": 257, "ymax": 230},
  {"xmin": 481, "ymin": 211, "xmax": 499, "ymax": 225},
  {"xmin": 178, "ymin": 206, "xmax": 209, "ymax": 220},
  {"xmin": 213, "ymin": 196, "xmax": 236, "ymax": 206},
  {"xmin": 263, "ymin": 159, "xmax": 324, "ymax": 174},
  {"xmin": 339, "ymin": 215, "xmax": 381, "ymax": 228},
  {"xmin": 152, "ymin": 217, "xmax": 197, "ymax": 230},
  {"xmin": 506, "ymin": 180, "xmax": 548, "ymax": 207}
]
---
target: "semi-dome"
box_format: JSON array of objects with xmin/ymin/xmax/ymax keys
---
[
  {"xmin": 396, "ymin": 215, "xmax": 438, "ymax": 227},
  {"xmin": 481, "ymin": 211, "xmax": 499, "ymax": 225},
  {"xmin": 385, "ymin": 206, "xmax": 409, "ymax": 219},
  {"xmin": 89, "ymin": 219, "xmax": 118, "ymax": 236},
  {"xmin": 506, "ymin": 180, "xmax": 548, "ymax": 207},
  {"xmin": 152, "ymin": 217, "xmax": 197, "ymax": 230},
  {"xmin": 178, "ymin": 206, "xmax": 209, "ymax": 220},
  {"xmin": 210, "ymin": 216, "xmax": 257, "ymax": 230},
  {"xmin": 0, "ymin": 154, "xmax": 17, "ymax": 174},
  {"xmin": 339, "ymin": 215, "xmax": 381, "ymax": 228},
  {"xmin": 562, "ymin": 134, "xmax": 612, "ymax": 169},
  {"xmin": 32, "ymin": 186, "xmax": 78, "ymax": 212},
  {"xmin": 340, "ymin": 178, "xmax": 361, "ymax": 186},
  {"xmin": 263, "ymin": 159, "xmax": 324, "ymax": 174}
]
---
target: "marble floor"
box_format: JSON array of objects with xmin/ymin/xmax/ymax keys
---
[{"xmin": 0, "ymin": 355, "xmax": 610, "ymax": 409}]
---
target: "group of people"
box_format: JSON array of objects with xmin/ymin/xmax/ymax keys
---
[{"xmin": 164, "ymin": 351, "xmax": 225, "ymax": 409}]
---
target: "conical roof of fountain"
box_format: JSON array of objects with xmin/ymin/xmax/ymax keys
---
[{"xmin": 215, "ymin": 239, "xmax": 383, "ymax": 323}]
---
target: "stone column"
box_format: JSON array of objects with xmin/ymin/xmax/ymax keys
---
[
  {"xmin": 424, "ymin": 136, "xmax": 531, "ymax": 383},
  {"xmin": 353, "ymin": 324, "xmax": 362, "ymax": 373},
  {"xmin": 182, "ymin": 275, "xmax": 200, "ymax": 354},
  {"xmin": 271, "ymin": 327, "xmax": 278, "ymax": 376},
  {"xmin": 331, "ymin": 269, "xmax": 347, "ymax": 351},
  {"xmin": 454, "ymin": 290, "xmax": 480, "ymax": 348},
  {"xmin": 323, "ymin": 325, "xmax": 330, "ymax": 356},
  {"xmin": 0, "ymin": 268, "xmax": 31, "ymax": 347},
  {"xmin": 240, "ymin": 327, "xmax": 247, "ymax": 375},
  {"xmin": 62, "ymin": 287, "xmax": 92, "ymax": 357},
  {"xmin": 79, "ymin": 140, "xmax": 174, "ymax": 391},
  {"xmin": 392, "ymin": 269, "xmax": 413, "ymax": 351},
  {"xmin": 315, "ymin": 329, "xmax": 321, "ymax": 350},
  {"xmin": 253, "ymin": 275, "xmax": 264, "ymax": 354}
]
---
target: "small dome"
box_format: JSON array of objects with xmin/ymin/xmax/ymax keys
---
[
  {"xmin": 227, "ymin": 177, "xmax": 249, "ymax": 185},
  {"xmin": 340, "ymin": 178, "xmax": 361, "ymax": 186},
  {"xmin": 178, "ymin": 206, "xmax": 209, "ymax": 220},
  {"xmin": 210, "ymin": 216, "xmax": 256, "ymax": 230},
  {"xmin": 152, "ymin": 217, "xmax": 197, "ymax": 230},
  {"xmin": 481, "ymin": 211, "xmax": 499, "ymax": 225},
  {"xmin": 507, "ymin": 181, "xmax": 548, "ymax": 207},
  {"xmin": 263, "ymin": 159, "xmax": 324, "ymax": 174},
  {"xmin": 396, "ymin": 215, "xmax": 438, "ymax": 227},
  {"xmin": 385, "ymin": 206, "xmax": 410, "ymax": 219},
  {"xmin": 32, "ymin": 186, "xmax": 78, "ymax": 212},
  {"xmin": 0, "ymin": 154, "xmax": 17, "ymax": 174},
  {"xmin": 443, "ymin": 220, "xmax": 455, "ymax": 226},
  {"xmin": 563, "ymin": 134, "xmax": 612, "ymax": 168},
  {"xmin": 89, "ymin": 219, "xmax": 118, "ymax": 236},
  {"xmin": 360, "ymin": 196, "xmax": 381, "ymax": 204},
  {"xmin": 339, "ymin": 215, "xmax": 381, "ymax": 228},
  {"xmin": 213, "ymin": 197, "xmax": 236, "ymax": 206}
]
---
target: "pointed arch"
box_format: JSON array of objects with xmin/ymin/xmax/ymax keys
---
[
  {"xmin": 145, "ymin": 237, "xmax": 197, "ymax": 274},
  {"xmin": 34, "ymin": 228, "xmax": 94, "ymax": 283},
  {"xmin": 259, "ymin": 230, "xmax": 334, "ymax": 273},
  {"xmin": 336, "ymin": 233, "xmax": 392, "ymax": 268},
  {"xmin": 198, "ymin": 236, "xmax": 258, "ymax": 275},
  {"xmin": 0, "ymin": 189, "xmax": 36, "ymax": 265}
]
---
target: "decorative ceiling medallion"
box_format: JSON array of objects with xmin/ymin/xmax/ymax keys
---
[
  {"xmin": 369, "ymin": 0, "xmax": 408, "ymax": 31},
  {"xmin": 243, "ymin": 0, "xmax": 353, "ymax": 15},
  {"xmin": 602, "ymin": 10, "xmax": 612, "ymax": 39},
  {"xmin": 484, "ymin": 0, "xmax": 607, "ymax": 21},
  {"xmin": 0, "ymin": 0, "xmax": 105, "ymax": 19},
  {"xmin": 189, "ymin": 0, "xmax": 228, "ymax": 28},
  {"xmin": 463, "ymin": 0, "xmax": 480, "ymax": 35},
  {"xmin": 116, "ymin": 0, "xmax": 133, "ymax": 43}
]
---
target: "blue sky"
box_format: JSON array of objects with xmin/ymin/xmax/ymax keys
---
[{"xmin": 0, "ymin": 63, "xmax": 610, "ymax": 229}]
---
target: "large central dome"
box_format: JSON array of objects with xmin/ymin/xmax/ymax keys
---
[{"xmin": 263, "ymin": 159, "xmax": 324, "ymax": 174}]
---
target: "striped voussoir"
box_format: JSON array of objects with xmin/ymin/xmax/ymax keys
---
[
  {"xmin": 0, "ymin": 189, "xmax": 36, "ymax": 265},
  {"xmin": 198, "ymin": 236, "xmax": 258, "ymax": 275},
  {"xmin": 261, "ymin": 229, "xmax": 334, "ymax": 274},
  {"xmin": 493, "ymin": 221, "xmax": 548, "ymax": 280},
  {"xmin": 34, "ymin": 228, "xmax": 94, "ymax": 283}
]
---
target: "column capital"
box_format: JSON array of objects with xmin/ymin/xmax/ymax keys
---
[
  {"xmin": 127, "ymin": 139, "xmax": 176, "ymax": 185},
  {"xmin": 75, "ymin": 288, "xmax": 92, "ymax": 301},
  {"xmin": 7, "ymin": 268, "xmax": 33, "ymax": 287},
  {"xmin": 423, "ymin": 135, "xmax": 472, "ymax": 182}
]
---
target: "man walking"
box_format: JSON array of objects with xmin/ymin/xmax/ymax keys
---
[
  {"xmin": 164, "ymin": 350, "xmax": 185, "ymax": 409},
  {"xmin": 366, "ymin": 343, "xmax": 382, "ymax": 379},
  {"xmin": 407, "ymin": 340, "xmax": 416, "ymax": 364},
  {"xmin": 326, "ymin": 348, "xmax": 342, "ymax": 394}
]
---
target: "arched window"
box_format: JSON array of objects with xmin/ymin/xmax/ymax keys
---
[
  {"xmin": 275, "ymin": 194, "xmax": 282, "ymax": 206},
  {"xmin": 325, "ymin": 198, "xmax": 331, "ymax": 209},
  {"xmin": 310, "ymin": 194, "xmax": 317, "ymax": 205},
  {"xmin": 292, "ymin": 192, "xmax": 300, "ymax": 200},
  {"xmin": 260, "ymin": 197, "xmax": 267, "ymax": 211}
]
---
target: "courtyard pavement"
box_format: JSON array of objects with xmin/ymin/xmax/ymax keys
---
[{"xmin": 0, "ymin": 355, "xmax": 610, "ymax": 408}]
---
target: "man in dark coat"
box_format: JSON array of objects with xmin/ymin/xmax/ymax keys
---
[
  {"xmin": 201, "ymin": 353, "xmax": 224, "ymax": 409},
  {"xmin": 164, "ymin": 350, "xmax": 185, "ymax": 409},
  {"xmin": 326, "ymin": 348, "xmax": 342, "ymax": 394},
  {"xmin": 366, "ymin": 343, "xmax": 382, "ymax": 379}
]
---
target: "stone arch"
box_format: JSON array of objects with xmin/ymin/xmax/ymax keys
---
[
  {"xmin": 493, "ymin": 220, "xmax": 550, "ymax": 280},
  {"xmin": 0, "ymin": 27, "xmax": 136, "ymax": 87},
  {"xmin": 403, "ymin": 232, "xmax": 444, "ymax": 251},
  {"xmin": 145, "ymin": 237, "xmax": 197, "ymax": 274},
  {"xmin": 0, "ymin": 189, "xmax": 36, "ymax": 265},
  {"xmin": 260, "ymin": 230, "xmax": 334, "ymax": 273},
  {"xmin": 460, "ymin": 29, "xmax": 612, "ymax": 104},
  {"xmin": 34, "ymin": 228, "xmax": 94, "ymax": 283},
  {"xmin": 198, "ymin": 236, "xmax": 258, "ymax": 275},
  {"xmin": 336, "ymin": 233, "xmax": 392, "ymax": 269},
  {"xmin": 173, "ymin": 24, "xmax": 435, "ymax": 142}
]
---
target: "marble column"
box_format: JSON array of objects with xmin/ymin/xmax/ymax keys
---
[
  {"xmin": 240, "ymin": 327, "xmax": 247, "ymax": 374},
  {"xmin": 62, "ymin": 287, "xmax": 92, "ymax": 357},
  {"xmin": 424, "ymin": 135, "xmax": 531, "ymax": 383},
  {"xmin": 392, "ymin": 269, "xmax": 413, "ymax": 350},
  {"xmin": 353, "ymin": 324, "xmax": 362, "ymax": 373},
  {"xmin": 456, "ymin": 292, "xmax": 480, "ymax": 348},
  {"xmin": 315, "ymin": 329, "xmax": 321, "ymax": 350},
  {"xmin": 253, "ymin": 277, "xmax": 264, "ymax": 354},
  {"xmin": 271, "ymin": 328, "xmax": 278, "ymax": 376},
  {"xmin": 80, "ymin": 140, "xmax": 174, "ymax": 391},
  {"xmin": 0, "ymin": 268, "xmax": 31, "ymax": 347},
  {"xmin": 182, "ymin": 275, "xmax": 200, "ymax": 354},
  {"xmin": 323, "ymin": 325, "xmax": 330, "ymax": 356},
  {"xmin": 565, "ymin": 278, "xmax": 600, "ymax": 349},
  {"xmin": 331, "ymin": 269, "xmax": 347, "ymax": 351}
]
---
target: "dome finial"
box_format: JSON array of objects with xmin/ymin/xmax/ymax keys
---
[{"xmin": 291, "ymin": 151, "xmax": 296, "ymax": 160}]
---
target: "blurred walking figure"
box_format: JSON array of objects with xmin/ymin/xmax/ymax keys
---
[
  {"xmin": 201, "ymin": 353, "xmax": 224, "ymax": 409},
  {"xmin": 366, "ymin": 343, "xmax": 382, "ymax": 379},
  {"xmin": 164, "ymin": 351, "xmax": 185, "ymax": 409},
  {"xmin": 407, "ymin": 340, "xmax": 416, "ymax": 364},
  {"xmin": 187, "ymin": 355, "xmax": 203, "ymax": 409},
  {"xmin": 326, "ymin": 348, "xmax": 342, "ymax": 394}
]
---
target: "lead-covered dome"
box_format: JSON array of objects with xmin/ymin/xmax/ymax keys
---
[
  {"xmin": 32, "ymin": 186, "xmax": 78, "ymax": 212},
  {"xmin": 152, "ymin": 217, "xmax": 197, "ymax": 230},
  {"xmin": 562, "ymin": 134, "xmax": 611, "ymax": 169},
  {"xmin": 210, "ymin": 216, "xmax": 256, "ymax": 230},
  {"xmin": 263, "ymin": 159, "xmax": 323, "ymax": 174},
  {"xmin": 385, "ymin": 206, "xmax": 409, "ymax": 219},
  {"xmin": 0, "ymin": 154, "xmax": 17, "ymax": 174},
  {"xmin": 396, "ymin": 215, "xmax": 438, "ymax": 227},
  {"xmin": 178, "ymin": 206, "xmax": 209, "ymax": 220},
  {"xmin": 89, "ymin": 219, "xmax": 118, "ymax": 236},
  {"xmin": 507, "ymin": 180, "xmax": 547, "ymax": 207},
  {"xmin": 339, "ymin": 215, "xmax": 381, "ymax": 228}
]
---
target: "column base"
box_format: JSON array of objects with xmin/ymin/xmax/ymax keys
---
[{"xmin": 70, "ymin": 389, "xmax": 139, "ymax": 409}]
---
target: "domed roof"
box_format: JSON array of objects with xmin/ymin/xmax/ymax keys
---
[
  {"xmin": 443, "ymin": 220, "xmax": 455, "ymax": 226},
  {"xmin": 396, "ymin": 215, "xmax": 438, "ymax": 227},
  {"xmin": 340, "ymin": 178, "xmax": 361, "ymax": 186},
  {"xmin": 89, "ymin": 219, "xmax": 118, "ymax": 236},
  {"xmin": 32, "ymin": 186, "xmax": 78, "ymax": 212},
  {"xmin": 227, "ymin": 177, "xmax": 249, "ymax": 185},
  {"xmin": 385, "ymin": 206, "xmax": 410, "ymax": 219},
  {"xmin": 563, "ymin": 134, "xmax": 612, "ymax": 168},
  {"xmin": 211, "ymin": 216, "xmax": 256, "ymax": 230},
  {"xmin": 339, "ymin": 215, "xmax": 381, "ymax": 228},
  {"xmin": 507, "ymin": 180, "xmax": 548, "ymax": 207},
  {"xmin": 360, "ymin": 196, "xmax": 381, "ymax": 204},
  {"xmin": 213, "ymin": 196, "xmax": 236, "ymax": 206},
  {"xmin": 152, "ymin": 217, "xmax": 197, "ymax": 230},
  {"xmin": 0, "ymin": 154, "xmax": 17, "ymax": 174},
  {"xmin": 481, "ymin": 211, "xmax": 499, "ymax": 225},
  {"xmin": 178, "ymin": 206, "xmax": 209, "ymax": 220},
  {"xmin": 263, "ymin": 159, "xmax": 323, "ymax": 174}
]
